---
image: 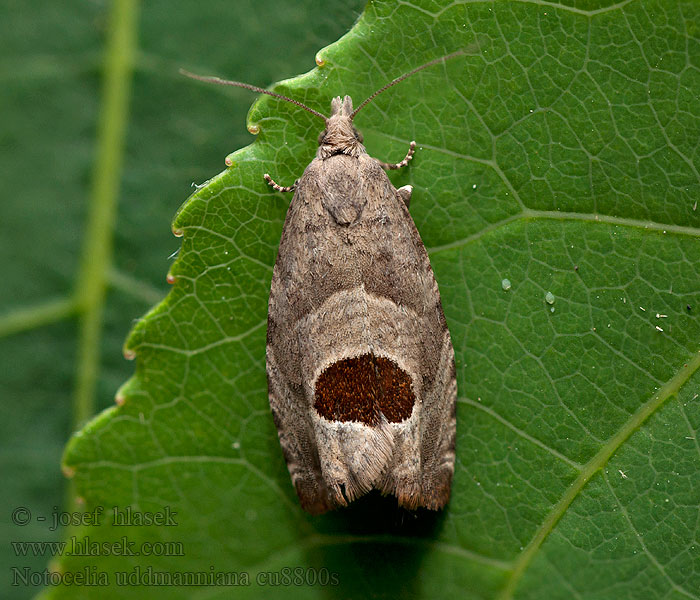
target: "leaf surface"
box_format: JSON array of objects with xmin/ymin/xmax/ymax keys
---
[{"xmin": 56, "ymin": 1, "xmax": 700, "ymax": 598}]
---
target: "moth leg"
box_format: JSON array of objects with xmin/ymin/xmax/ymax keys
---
[
  {"xmin": 377, "ymin": 140, "xmax": 416, "ymax": 171},
  {"xmin": 264, "ymin": 173, "xmax": 297, "ymax": 193},
  {"xmin": 396, "ymin": 185, "xmax": 412, "ymax": 208}
]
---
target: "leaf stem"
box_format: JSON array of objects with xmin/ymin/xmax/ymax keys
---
[
  {"xmin": 0, "ymin": 298, "xmax": 77, "ymax": 338},
  {"xmin": 73, "ymin": 0, "xmax": 139, "ymax": 431}
]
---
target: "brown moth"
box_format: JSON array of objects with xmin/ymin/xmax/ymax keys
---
[{"xmin": 183, "ymin": 52, "xmax": 459, "ymax": 514}]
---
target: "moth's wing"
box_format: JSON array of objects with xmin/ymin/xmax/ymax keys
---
[
  {"xmin": 407, "ymin": 212, "xmax": 456, "ymax": 510},
  {"xmin": 377, "ymin": 281, "xmax": 456, "ymax": 510},
  {"xmin": 357, "ymin": 164, "xmax": 456, "ymax": 510},
  {"xmin": 266, "ymin": 344, "xmax": 335, "ymax": 514},
  {"xmin": 416, "ymin": 323, "xmax": 457, "ymax": 509},
  {"xmin": 266, "ymin": 171, "xmax": 339, "ymax": 515}
]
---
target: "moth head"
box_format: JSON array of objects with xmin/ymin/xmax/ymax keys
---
[{"xmin": 317, "ymin": 96, "xmax": 365, "ymax": 158}]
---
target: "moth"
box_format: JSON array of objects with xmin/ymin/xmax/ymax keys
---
[{"xmin": 184, "ymin": 52, "xmax": 459, "ymax": 514}]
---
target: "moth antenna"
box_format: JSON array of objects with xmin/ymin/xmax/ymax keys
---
[
  {"xmin": 180, "ymin": 69, "xmax": 328, "ymax": 121},
  {"xmin": 350, "ymin": 50, "xmax": 465, "ymax": 119}
]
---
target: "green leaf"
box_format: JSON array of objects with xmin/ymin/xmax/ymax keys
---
[{"xmin": 55, "ymin": 0, "xmax": 700, "ymax": 598}]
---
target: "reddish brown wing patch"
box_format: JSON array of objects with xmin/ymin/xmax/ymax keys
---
[{"xmin": 314, "ymin": 354, "xmax": 415, "ymax": 424}]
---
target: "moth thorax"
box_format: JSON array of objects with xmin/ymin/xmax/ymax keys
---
[{"xmin": 313, "ymin": 354, "xmax": 415, "ymax": 425}]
